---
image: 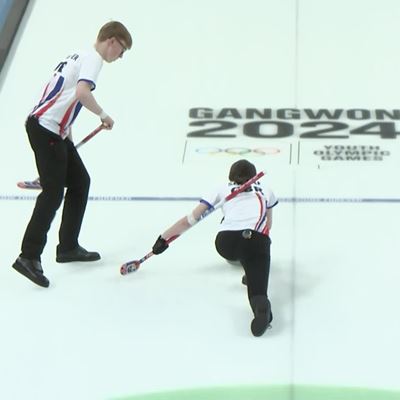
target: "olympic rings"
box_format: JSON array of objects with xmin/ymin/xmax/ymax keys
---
[{"xmin": 194, "ymin": 147, "xmax": 281, "ymax": 156}]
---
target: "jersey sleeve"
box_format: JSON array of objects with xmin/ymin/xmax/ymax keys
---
[
  {"xmin": 200, "ymin": 185, "xmax": 224, "ymax": 209},
  {"xmin": 264, "ymin": 186, "xmax": 278, "ymax": 208},
  {"xmin": 78, "ymin": 49, "xmax": 103, "ymax": 90}
]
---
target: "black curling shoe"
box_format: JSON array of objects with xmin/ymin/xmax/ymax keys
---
[
  {"xmin": 250, "ymin": 295, "xmax": 272, "ymax": 337},
  {"xmin": 12, "ymin": 257, "xmax": 50, "ymax": 288},
  {"xmin": 56, "ymin": 245, "xmax": 101, "ymax": 263}
]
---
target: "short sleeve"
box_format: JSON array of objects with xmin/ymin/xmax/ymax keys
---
[
  {"xmin": 78, "ymin": 49, "xmax": 103, "ymax": 90},
  {"xmin": 200, "ymin": 185, "xmax": 225, "ymax": 209},
  {"xmin": 264, "ymin": 186, "xmax": 278, "ymax": 208}
]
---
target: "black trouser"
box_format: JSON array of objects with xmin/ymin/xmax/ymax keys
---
[
  {"xmin": 20, "ymin": 117, "xmax": 90, "ymax": 260},
  {"xmin": 215, "ymin": 230, "xmax": 271, "ymax": 300}
]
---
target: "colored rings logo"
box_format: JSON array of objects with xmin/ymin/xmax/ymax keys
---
[{"xmin": 195, "ymin": 147, "xmax": 281, "ymax": 156}]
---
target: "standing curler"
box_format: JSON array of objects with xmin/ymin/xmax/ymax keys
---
[{"xmin": 12, "ymin": 21, "xmax": 132, "ymax": 288}]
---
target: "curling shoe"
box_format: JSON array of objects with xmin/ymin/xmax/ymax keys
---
[
  {"xmin": 56, "ymin": 245, "xmax": 100, "ymax": 263},
  {"xmin": 250, "ymin": 295, "xmax": 272, "ymax": 337},
  {"xmin": 242, "ymin": 274, "xmax": 247, "ymax": 286},
  {"xmin": 12, "ymin": 257, "xmax": 49, "ymax": 288}
]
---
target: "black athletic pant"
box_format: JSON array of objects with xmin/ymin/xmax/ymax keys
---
[
  {"xmin": 20, "ymin": 116, "xmax": 90, "ymax": 260},
  {"xmin": 215, "ymin": 230, "xmax": 271, "ymax": 300}
]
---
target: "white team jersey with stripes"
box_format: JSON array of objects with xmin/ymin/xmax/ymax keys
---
[
  {"xmin": 30, "ymin": 47, "xmax": 103, "ymax": 137},
  {"xmin": 201, "ymin": 181, "xmax": 278, "ymax": 235}
]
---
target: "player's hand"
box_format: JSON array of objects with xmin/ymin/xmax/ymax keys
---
[
  {"xmin": 152, "ymin": 235, "xmax": 169, "ymax": 255},
  {"xmin": 101, "ymin": 115, "xmax": 114, "ymax": 130}
]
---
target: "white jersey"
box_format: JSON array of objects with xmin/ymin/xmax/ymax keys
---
[
  {"xmin": 201, "ymin": 181, "xmax": 278, "ymax": 235},
  {"xmin": 30, "ymin": 47, "xmax": 103, "ymax": 138}
]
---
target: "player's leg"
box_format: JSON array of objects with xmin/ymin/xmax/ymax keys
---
[
  {"xmin": 215, "ymin": 230, "xmax": 241, "ymax": 261},
  {"xmin": 13, "ymin": 117, "xmax": 67, "ymax": 287},
  {"xmin": 240, "ymin": 231, "xmax": 272, "ymax": 336},
  {"xmin": 56, "ymin": 139, "xmax": 99, "ymax": 262}
]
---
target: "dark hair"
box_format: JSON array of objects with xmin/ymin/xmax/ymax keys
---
[
  {"xmin": 97, "ymin": 21, "xmax": 133, "ymax": 49},
  {"xmin": 229, "ymin": 159, "xmax": 257, "ymax": 184}
]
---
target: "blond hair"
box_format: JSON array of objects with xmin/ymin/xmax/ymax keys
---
[{"xmin": 97, "ymin": 21, "xmax": 132, "ymax": 49}]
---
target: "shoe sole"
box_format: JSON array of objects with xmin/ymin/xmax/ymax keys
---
[
  {"xmin": 12, "ymin": 262, "xmax": 49, "ymax": 288},
  {"xmin": 251, "ymin": 315, "xmax": 271, "ymax": 337},
  {"xmin": 56, "ymin": 255, "xmax": 101, "ymax": 263},
  {"xmin": 250, "ymin": 296, "xmax": 272, "ymax": 337}
]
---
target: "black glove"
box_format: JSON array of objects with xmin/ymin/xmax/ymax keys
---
[{"xmin": 152, "ymin": 235, "xmax": 169, "ymax": 255}]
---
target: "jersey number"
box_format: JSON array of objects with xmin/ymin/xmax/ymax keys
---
[{"xmin": 54, "ymin": 62, "xmax": 67, "ymax": 73}]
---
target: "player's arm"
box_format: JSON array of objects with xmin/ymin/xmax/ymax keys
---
[
  {"xmin": 75, "ymin": 81, "xmax": 114, "ymax": 129},
  {"xmin": 152, "ymin": 203, "xmax": 209, "ymax": 254}
]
